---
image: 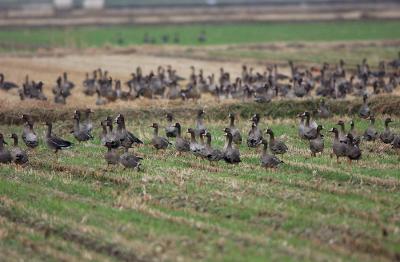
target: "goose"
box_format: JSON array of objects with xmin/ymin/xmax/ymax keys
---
[
  {"xmin": 0, "ymin": 134, "xmax": 12, "ymax": 164},
  {"xmin": 247, "ymin": 114, "xmax": 262, "ymax": 148},
  {"xmin": 198, "ymin": 130, "xmax": 211, "ymax": 159},
  {"xmin": 21, "ymin": 114, "xmax": 39, "ymax": 149},
  {"xmin": 195, "ymin": 109, "xmax": 206, "ymax": 136},
  {"xmin": 100, "ymin": 121, "xmax": 108, "ymax": 146},
  {"xmin": 0, "ymin": 73, "xmax": 18, "ymax": 91},
  {"xmin": 150, "ymin": 123, "xmax": 170, "ymax": 150},
  {"xmin": 380, "ymin": 118, "xmax": 395, "ymax": 144},
  {"xmin": 174, "ymin": 123, "xmax": 190, "ymax": 154},
  {"xmin": 329, "ymin": 128, "xmax": 347, "ymax": 163},
  {"xmin": 345, "ymin": 134, "xmax": 362, "ymax": 164},
  {"xmin": 9, "ymin": 134, "xmax": 28, "ymax": 165},
  {"xmin": 228, "ymin": 113, "xmax": 242, "ymax": 145},
  {"xmin": 349, "ymin": 120, "xmax": 361, "ymax": 144},
  {"xmin": 104, "ymin": 144, "xmax": 119, "ymax": 167},
  {"xmin": 165, "ymin": 113, "xmax": 178, "ymax": 138},
  {"xmin": 104, "ymin": 117, "xmax": 120, "ymax": 149},
  {"xmin": 336, "ymin": 120, "xmax": 347, "ymax": 142},
  {"xmin": 265, "ymin": 128, "xmax": 288, "ymax": 155},
  {"xmin": 302, "ymin": 112, "xmax": 318, "ymax": 140},
  {"xmin": 363, "ymin": 115, "xmax": 378, "ymax": 141},
  {"xmin": 392, "ymin": 135, "xmax": 400, "ymax": 149},
  {"xmin": 223, "ymin": 128, "xmax": 241, "ymax": 164},
  {"xmin": 187, "ymin": 128, "xmax": 205, "ymax": 158},
  {"xmin": 358, "ymin": 94, "xmax": 371, "ymax": 119},
  {"xmin": 316, "ymin": 98, "xmax": 331, "ymax": 118},
  {"xmin": 204, "ymin": 132, "xmax": 224, "ymax": 162},
  {"xmin": 119, "ymin": 146, "xmax": 142, "ymax": 170},
  {"xmin": 45, "ymin": 121, "xmax": 73, "ymax": 154},
  {"xmin": 260, "ymin": 139, "xmax": 283, "ymax": 169},
  {"xmin": 115, "ymin": 114, "xmax": 143, "ymax": 148},
  {"xmin": 72, "ymin": 112, "xmax": 93, "ymax": 142},
  {"xmin": 82, "ymin": 108, "xmax": 93, "ymax": 133},
  {"xmin": 309, "ymin": 125, "xmax": 324, "ymax": 157},
  {"xmin": 297, "ymin": 113, "xmax": 306, "ymax": 139}
]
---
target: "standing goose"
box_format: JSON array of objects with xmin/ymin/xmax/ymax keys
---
[
  {"xmin": 187, "ymin": 128, "xmax": 204, "ymax": 157},
  {"xmin": 165, "ymin": 113, "xmax": 178, "ymax": 138},
  {"xmin": 0, "ymin": 73, "xmax": 19, "ymax": 91},
  {"xmin": 198, "ymin": 130, "xmax": 211, "ymax": 159},
  {"xmin": 247, "ymin": 114, "xmax": 262, "ymax": 148},
  {"xmin": 380, "ymin": 118, "xmax": 395, "ymax": 144},
  {"xmin": 345, "ymin": 134, "xmax": 362, "ymax": 164},
  {"xmin": 302, "ymin": 112, "xmax": 319, "ymax": 140},
  {"xmin": 228, "ymin": 113, "xmax": 242, "ymax": 145},
  {"xmin": 223, "ymin": 128, "xmax": 241, "ymax": 164},
  {"xmin": 204, "ymin": 132, "xmax": 224, "ymax": 162},
  {"xmin": 266, "ymin": 128, "xmax": 288, "ymax": 155},
  {"xmin": 119, "ymin": 146, "xmax": 142, "ymax": 170},
  {"xmin": 115, "ymin": 114, "xmax": 143, "ymax": 148},
  {"xmin": 316, "ymin": 99, "xmax": 331, "ymax": 118},
  {"xmin": 150, "ymin": 123, "xmax": 170, "ymax": 150},
  {"xmin": 9, "ymin": 134, "xmax": 28, "ymax": 165},
  {"xmin": 336, "ymin": 120, "xmax": 347, "ymax": 142},
  {"xmin": 72, "ymin": 112, "xmax": 93, "ymax": 142},
  {"xmin": 105, "ymin": 117, "xmax": 120, "ymax": 149},
  {"xmin": 174, "ymin": 123, "xmax": 190, "ymax": 154},
  {"xmin": 260, "ymin": 139, "xmax": 283, "ymax": 169},
  {"xmin": 45, "ymin": 121, "xmax": 73, "ymax": 154},
  {"xmin": 21, "ymin": 114, "xmax": 39, "ymax": 149},
  {"xmin": 329, "ymin": 128, "xmax": 347, "ymax": 163},
  {"xmin": 358, "ymin": 94, "xmax": 371, "ymax": 119},
  {"xmin": 104, "ymin": 144, "xmax": 119, "ymax": 167},
  {"xmin": 82, "ymin": 108, "xmax": 94, "ymax": 133},
  {"xmin": 309, "ymin": 125, "xmax": 324, "ymax": 157},
  {"xmin": 363, "ymin": 115, "xmax": 378, "ymax": 141},
  {"xmin": 195, "ymin": 109, "xmax": 206, "ymax": 136},
  {"xmin": 0, "ymin": 134, "xmax": 12, "ymax": 164},
  {"xmin": 297, "ymin": 113, "xmax": 307, "ymax": 139}
]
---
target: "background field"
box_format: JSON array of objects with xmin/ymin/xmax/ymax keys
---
[{"xmin": 1, "ymin": 20, "xmax": 400, "ymax": 52}]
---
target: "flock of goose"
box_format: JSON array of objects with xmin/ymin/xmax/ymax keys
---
[
  {"xmin": 0, "ymin": 104, "xmax": 399, "ymax": 170},
  {"xmin": 1, "ymin": 52, "xmax": 399, "ymax": 105}
]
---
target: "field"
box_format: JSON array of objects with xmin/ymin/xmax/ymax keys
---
[
  {"xmin": 1, "ymin": 18, "xmax": 400, "ymax": 261},
  {"xmin": 1, "ymin": 113, "xmax": 400, "ymax": 261}
]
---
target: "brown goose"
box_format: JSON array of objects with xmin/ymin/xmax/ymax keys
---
[
  {"xmin": 302, "ymin": 112, "xmax": 318, "ymax": 140},
  {"xmin": 165, "ymin": 113, "xmax": 178, "ymax": 138},
  {"xmin": 195, "ymin": 109, "xmax": 206, "ymax": 136},
  {"xmin": 10, "ymin": 134, "xmax": 28, "ymax": 165},
  {"xmin": 21, "ymin": 114, "xmax": 39, "ymax": 149},
  {"xmin": 336, "ymin": 120, "xmax": 347, "ymax": 142},
  {"xmin": 119, "ymin": 146, "xmax": 142, "ymax": 170},
  {"xmin": 187, "ymin": 128, "xmax": 204, "ymax": 157},
  {"xmin": 260, "ymin": 139, "xmax": 283, "ymax": 169},
  {"xmin": 104, "ymin": 144, "xmax": 119, "ymax": 167},
  {"xmin": 72, "ymin": 112, "xmax": 93, "ymax": 142},
  {"xmin": 228, "ymin": 113, "xmax": 242, "ymax": 145},
  {"xmin": 0, "ymin": 73, "xmax": 18, "ymax": 91},
  {"xmin": 345, "ymin": 134, "xmax": 362, "ymax": 164},
  {"xmin": 0, "ymin": 133, "xmax": 12, "ymax": 164},
  {"xmin": 380, "ymin": 118, "xmax": 395, "ymax": 144},
  {"xmin": 358, "ymin": 94, "xmax": 371, "ymax": 119},
  {"xmin": 223, "ymin": 128, "xmax": 241, "ymax": 164},
  {"xmin": 363, "ymin": 115, "xmax": 378, "ymax": 141},
  {"xmin": 104, "ymin": 117, "xmax": 120, "ymax": 149},
  {"xmin": 151, "ymin": 123, "xmax": 170, "ymax": 150},
  {"xmin": 115, "ymin": 114, "xmax": 143, "ymax": 148},
  {"xmin": 204, "ymin": 132, "xmax": 224, "ymax": 162},
  {"xmin": 266, "ymin": 128, "xmax": 288, "ymax": 155},
  {"xmin": 174, "ymin": 123, "xmax": 190, "ymax": 154},
  {"xmin": 329, "ymin": 128, "xmax": 347, "ymax": 163},
  {"xmin": 247, "ymin": 114, "xmax": 262, "ymax": 148},
  {"xmin": 45, "ymin": 121, "xmax": 73, "ymax": 154},
  {"xmin": 309, "ymin": 125, "xmax": 324, "ymax": 157}
]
